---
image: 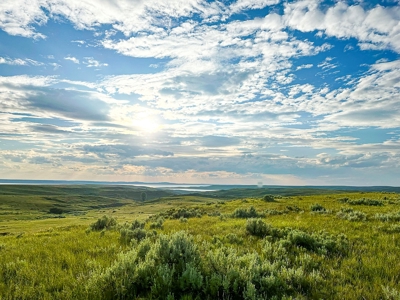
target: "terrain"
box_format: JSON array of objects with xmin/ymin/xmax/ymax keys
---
[{"xmin": 0, "ymin": 185, "xmax": 399, "ymax": 299}]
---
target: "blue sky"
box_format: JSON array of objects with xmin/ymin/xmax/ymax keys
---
[{"xmin": 0, "ymin": 0, "xmax": 399, "ymax": 185}]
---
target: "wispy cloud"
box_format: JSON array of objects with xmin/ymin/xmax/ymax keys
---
[
  {"xmin": 83, "ymin": 57, "xmax": 107, "ymax": 68},
  {"xmin": 64, "ymin": 56, "xmax": 80, "ymax": 64},
  {"xmin": 0, "ymin": 56, "xmax": 43, "ymax": 66}
]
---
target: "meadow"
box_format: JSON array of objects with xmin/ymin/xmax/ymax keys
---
[{"xmin": 0, "ymin": 185, "xmax": 400, "ymax": 299}]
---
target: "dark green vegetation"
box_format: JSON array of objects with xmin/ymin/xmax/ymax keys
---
[{"xmin": 1, "ymin": 185, "xmax": 400, "ymax": 299}]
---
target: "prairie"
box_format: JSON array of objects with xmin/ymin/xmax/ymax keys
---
[{"xmin": 0, "ymin": 185, "xmax": 399, "ymax": 299}]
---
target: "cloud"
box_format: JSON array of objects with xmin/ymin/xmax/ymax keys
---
[
  {"xmin": 29, "ymin": 124, "xmax": 71, "ymax": 134},
  {"xmin": 64, "ymin": 56, "xmax": 80, "ymax": 64},
  {"xmin": 0, "ymin": 0, "xmax": 47, "ymax": 39},
  {"xmin": 283, "ymin": 1, "xmax": 400, "ymax": 53},
  {"xmin": 82, "ymin": 144, "xmax": 174, "ymax": 158},
  {"xmin": 0, "ymin": 77, "xmax": 111, "ymax": 121},
  {"xmin": 229, "ymin": 0, "xmax": 280, "ymax": 14},
  {"xmin": 83, "ymin": 57, "xmax": 107, "ymax": 68},
  {"xmin": 296, "ymin": 64, "xmax": 313, "ymax": 70},
  {"xmin": 0, "ymin": 57, "xmax": 43, "ymax": 66},
  {"xmin": 200, "ymin": 136, "xmax": 241, "ymax": 147}
]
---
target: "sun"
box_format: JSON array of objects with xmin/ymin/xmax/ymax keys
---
[{"xmin": 132, "ymin": 114, "xmax": 160, "ymax": 133}]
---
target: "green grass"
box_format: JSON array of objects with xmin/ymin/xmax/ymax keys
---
[{"xmin": 1, "ymin": 186, "xmax": 400, "ymax": 299}]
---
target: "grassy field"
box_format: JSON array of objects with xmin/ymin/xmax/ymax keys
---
[{"xmin": 0, "ymin": 186, "xmax": 400, "ymax": 299}]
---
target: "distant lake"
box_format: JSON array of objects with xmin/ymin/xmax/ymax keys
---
[
  {"xmin": 124, "ymin": 183, "xmax": 216, "ymax": 192},
  {"xmin": 0, "ymin": 180, "xmax": 217, "ymax": 192}
]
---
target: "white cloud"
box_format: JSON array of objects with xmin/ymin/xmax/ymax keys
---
[
  {"xmin": 0, "ymin": 0, "xmax": 47, "ymax": 39},
  {"xmin": 64, "ymin": 56, "xmax": 80, "ymax": 64},
  {"xmin": 0, "ymin": 57, "xmax": 27, "ymax": 65},
  {"xmin": 229, "ymin": 0, "xmax": 280, "ymax": 14},
  {"xmin": 296, "ymin": 64, "xmax": 313, "ymax": 70},
  {"xmin": 283, "ymin": 1, "xmax": 400, "ymax": 53},
  {"xmin": 71, "ymin": 40, "xmax": 85, "ymax": 44},
  {"xmin": 0, "ymin": 56, "xmax": 43, "ymax": 66},
  {"xmin": 83, "ymin": 57, "xmax": 107, "ymax": 68}
]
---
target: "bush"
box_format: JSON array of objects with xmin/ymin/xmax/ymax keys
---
[
  {"xmin": 88, "ymin": 226, "xmax": 349, "ymax": 300},
  {"xmin": 232, "ymin": 206, "xmax": 263, "ymax": 218},
  {"xmin": 344, "ymin": 198, "xmax": 383, "ymax": 206},
  {"xmin": 310, "ymin": 204, "xmax": 326, "ymax": 212},
  {"xmin": 207, "ymin": 211, "xmax": 221, "ymax": 217},
  {"xmin": 336, "ymin": 208, "xmax": 367, "ymax": 222},
  {"xmin": 375, "ymin": 211, "xmax": 400, "ymax": 222},
  {"xmin": 149, "ymin": 217, "xmax": 164, "ymax": 229},
  {"xmin": 159, "ymin": 207, "xmax": 205, "ymax": 219},
  {"xmin": 88, "ymin": 232, "xmax": 203, "ymax": 299},
  {"xmin": 49, "ymin": 207, "xmax": 65, "ymax": 214},
  {"xmin": 380, "ymin": 224, "xmax": 400, "ymax": 233},
  {"xmin": 131, "ymin": 219, "xmax": 145, "ymax": 230},
  {"xmin": 224, "ymin": 233, "xmax": 243, "ymax": 245},
  {"xmin": 286, "ymin": 205, "xmax": 302, "ymax": 212},
  {"xmin": 246, "ymin": 218, "xmax": 271, "ymax": 238},
  {"xmin": 264, "ymin": 209, "xmax": 287, "ymax": 216},
  {"xmin": 281, "ymin": 229, "xmax": 349, "ymax": 255},
  {"xmin": 89, "ymin": 215, "xmax": 117, "ymax": 231},
  {"xmin": 262, "ymin": 194, "xmax": 275, "ymax": 202},
  {"xmin": 120, "ymin": 228, "xmax": 149, "ymax": 244}
]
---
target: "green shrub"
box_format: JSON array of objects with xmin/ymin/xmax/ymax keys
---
[
  {"xmin": 264, "ymin": 209, "xmax": 287, "ymax": 216},
  {"xmin": 207, "ymin": 211, "xmax": 221, "ymax": 217},
  {"xmin": 159, "ymin": 207, "xmax": 205, "ymax": 219},
  {"xmin": 375, "ymin": 211, "xmax": 400, "ymax": 222},
  {"xmin": 120, "ymin": 228, "xmax": 149, "ymax": 244},
  {"xmin": 337, "ymin": 197, "xmax": 350, "ymax": 203},
  {"xmin": 88, "ymin": 232, "xmax": 203, "ymax": 299},
  {"xmin": 49, "ymin": 207, "xmax": 65, "ymax": 214},
  {"xmin": 149, "ymin": 217, "xmax": 164, "ymax": 230},
  {"xmin": 310, "ymin": 204, "xmax": 326, "ymax": 212},
  {"xmin": 281, "ymin": 229, "xmax": 349, "ymax": 255},
  {"xmin": 232, "ymin": 206, "xmax": 263, "ymax": 218},
  {"xmin": 131, "ymin": 219, "xmax": 145, "ymax": 230},
  {"xmin": 380, "ymin": 224, "xmax": 400, "ymax": 233},
  {"xmin": 346, "ymin": 198, "xmax": 383, "ymax": 206},
  {"xmin": 89, "ymin": 215, "xmax": 117, "ymax": 231},
  {"xmin": 336, "ymin": 208, "xmax": 367, "ymax": 221},
  {"xmin": 262, "ymin": 194, "xmax": 275, "ymax": 202},
  {"xmin": 246, "ymin": 218, "xmax": 271, "ymax": 237},
  {"xmin": 224, "ymin": 233, "xmax": 243, "ymax": 245},
  {"xmin": 286, "ymin": 205, "xmax": 302, "ymax": 212}
]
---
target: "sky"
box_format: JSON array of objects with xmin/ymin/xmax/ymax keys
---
[{"xmin": 0, "ymin": 0, "xmax": 399, "ymax": 186}]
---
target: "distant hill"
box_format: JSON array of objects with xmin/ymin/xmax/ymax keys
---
[{"xmin": 181, "ymin": 186, "xmax": 400, "ymax": 199}]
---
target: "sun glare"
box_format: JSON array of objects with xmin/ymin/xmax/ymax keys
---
[{"xmin": 132, "ymin": 114, "xmax": 160, "ymax": 133}]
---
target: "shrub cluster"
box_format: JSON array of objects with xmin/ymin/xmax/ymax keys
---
[
  {"xmin": 119, "ymin": 219, "xmax": 151, "ymax": 244},
  {"xmin": 89, "ymin": 215, "xmax": 117, "ymax": 231},
  {"xmin": 231, "ymin": 206, "xmax": 264, "ymax": 218},
  {"xmin": 246, "ymin": 218, "xmax": 272, "ymax": 237},
  {"xmin": 264, "ymin": 209, "xmax": 288, "ymax": 216},
  {"xmin": 375, "ymin": 211, "xmax": 400, "ymax": 222},
  {"xmin": 339, "ymin": 208, "xmax": 366, "ymax": 221},
  {"xmin": 286, "ymin": 205, "xmax": 302, "ymax": 212},
  {"xmin": 339, "ymin": 198, "xmax": 383, "ymax": 206},
  {"xmin": 159, "ymin": 207, "xmax": 205, "ymax": 219},
  {"xmin": 336, "ymin": 208, "xmax": 367, "ymax": 222},
  {"xmin": 246, "ymin": 219, "xmax": 349, "ymax": 256},
  {"xmin": 149, "ymin": 217, "xmax": 164, "ymax": 229},
  {"xmin": 379, "ymin": 224, "xmax": 400, "ymax": 233},
  {"xmin": 87, "ymin": 229, "xmax": 342, "ymax": 299},
  {"xmin": 310, "ymin": 203, "xmax": 326, "ymax": 212},
  {"xmin": 262, "ymin": 194, "xmax": 275, "ymax": 202}
]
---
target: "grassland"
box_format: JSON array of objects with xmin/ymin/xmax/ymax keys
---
[{"xmin": 0, "ymin": 185, "xmax": 400, "ymax": 299}]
